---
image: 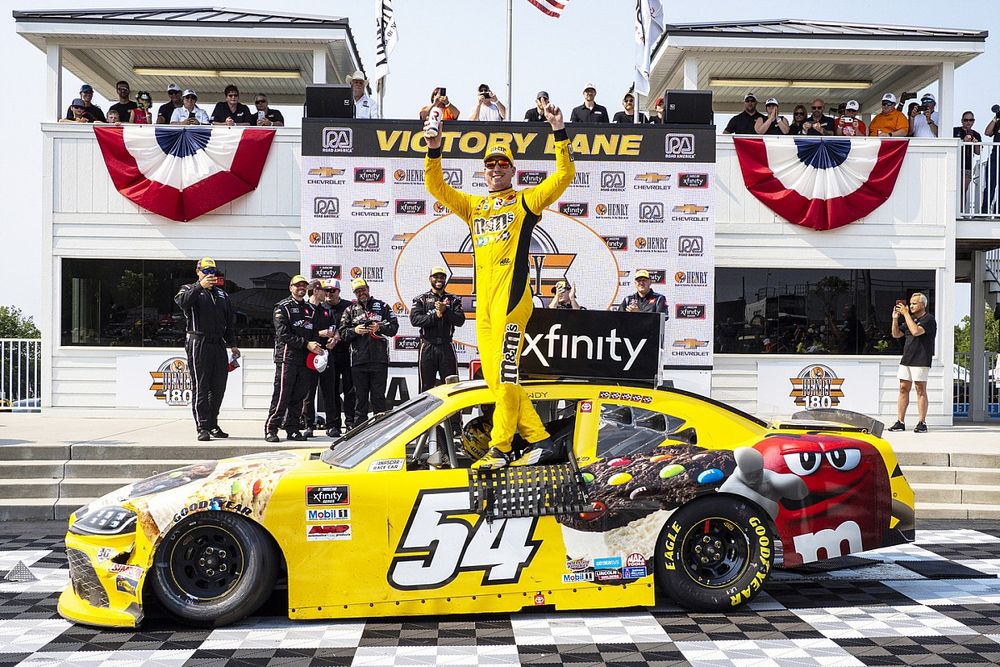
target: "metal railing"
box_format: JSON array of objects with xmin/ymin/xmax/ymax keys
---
[
  {"xmin": 958, "ymin": 138, "xmax": 1000, "ymax": 219},
  {"xmin": 0, "ymin": 338, "xmax": 41, "ymax": 412},
  {"xmin": 953, "ymin": 350, "xmax": 1000, "ymax": 418}
]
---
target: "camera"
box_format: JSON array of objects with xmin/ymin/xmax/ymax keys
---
[
  {"xmin": 438, "ymin": 87, "xmax": 446, "ymax": 97},
  {"xmin": 992, "ymin": 104, "xmax": 1000, "ymax": 117},
  {"xmin": 918, "ymin": 105, "xmax": 928, "ymax": 113}
]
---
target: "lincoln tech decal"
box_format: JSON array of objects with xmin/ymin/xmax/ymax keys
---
[
  {"xmin": 149, "ymin": 357, "xmax": 192, "ymax": 406},
  {"xmin": 790, "ymin": 364, "xmax": 846, "ymax": 409}
]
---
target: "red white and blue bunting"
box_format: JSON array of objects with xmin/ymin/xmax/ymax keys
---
[
  {"xmin": 733, "ymin": 137, "xmax": 908, "ymax": 231},
  {"xmin": 94, "ymin": 126, "xmax": 275, "ymax": 222}
]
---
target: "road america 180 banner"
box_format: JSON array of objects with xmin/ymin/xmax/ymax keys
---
[{"xmin": 301, "ymin": 120, "xmax": 715, "ymax": 370}]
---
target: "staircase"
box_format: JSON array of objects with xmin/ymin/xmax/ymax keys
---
[{"xmin": 901, "ymin": 450, "xmax": 1000, "ymax": 519}]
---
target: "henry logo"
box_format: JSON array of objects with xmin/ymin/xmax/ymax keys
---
[
  {"xmin": 678, "ymin": 236, "xmax": 704, "ymax": 256},
  {"xmin": 351, "ymin": 199, "xmax": 390, "ymax": 217},
  {"xmin": 518, "ymin": 170, "xmax": 547, "ymax": 185},
  {"xmin": 634, "ymin": 236, "xmax": 669, "ymax": 253},
  {"xmin": 602, "ymin": 235, "xmax": 628, "ymax": 251},
  {"xmin": 394, "ymin": 336, "xmax": 421, "ymax": 351},
  {"xmin": 393, "ymin": 168, "xmax": 424, "ymax": 184},
  {"xmin": 354, "ymin": 167, "xmax": 385, "ymax": 183},
  {"xmin": 392, "ymin": 301, "xmax": 407, "ymax": 315},
  {"xmin": 395, "ymin": 199, "xmax": 426, "ymax": 215},
  {"xmin": 306, "ymin": 485, "xmax": 349, "ymax": 506},
  {"xmin": 634, "ymin": 172, "xmax": 672, "ymax": 190},
  {"xmin": 675, "ymin": 304, "xmax": 706, "ymax": 319},
  {"xmin": 570, "ymin": 171, "xmax": 590, "ymax": 187},
  {"xmin": 595, "ymin": 203, "xmax": 628, "ymax": 220},
  {"xmin": 674, "ymin": 271, "xmax": 709, "ymax": 286},
  {"xmin": 678, "ymin": 173, "xmax": 709, "ymax": 188},
  {"xmin": 432, "ymin": 201, "xmax": 449, "ymax": 215},
  {"xmin": 638, "ymin": 202, "xmax": 664, "ymax": 224},
  {"xmin": 790, "ymin": 364, "xmax": 845, "ymax": 409},
  {"xmin": 307, "ymin": 167, "xmax": 346, "ymax": 184},
  {"xmin": 149, "ymin": 357, "xmax": 192, "ymax": 406},
  {"xmin": 350, "ymin": 266, "xmax": 385, "ymax": 283},
  {"xmin": 321, "ymin": 127, "xmax": 353, "ymax": 153},
  {"xmin": 665, "ymin": 133, "xmax": 696, "ymax": 159},
  {"xmin": 600, "ymin": 170, "xmax": 625, "ymax": 191},
  {"xmin": 354, "ymin": 231, "xmax": 379, "ymax": 252},
  {"xmin": 310, "ymin": 265, "xmax": 341, "ymax": 280},
  {"xmin": 442, "ymin": 168, "xmax": 463, "ymax": 187},
  {"xmin": 558, "ymin": 202, "xmax": 588, "ymax": 217},
  {"xmin": 313, "ymin": 197, "xmax": 339, "ymax": 218},
  {"xmin": 309, "ymin": 231, "xmax": 343, "ymax": 248}
]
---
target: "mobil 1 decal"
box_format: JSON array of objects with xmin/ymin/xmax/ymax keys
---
[
  {"xmin": 388, "ymin": 489, "xmax": 541, "ymax": 590},
  {"xmin": 300, "ymin": 120, "xmax": 715, "ymax": 368}
]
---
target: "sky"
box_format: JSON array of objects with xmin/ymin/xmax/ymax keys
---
[{"xmin": 1, "ymin": 0, "xmax": 996, "ymax": 324}]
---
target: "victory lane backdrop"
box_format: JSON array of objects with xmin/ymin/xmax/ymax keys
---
[{"xmin": 301, "ymin": 120, "xmax": 715, "ymax": 370}]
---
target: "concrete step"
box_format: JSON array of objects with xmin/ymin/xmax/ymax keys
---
[
  {"xmin": 913, "ymin": 483, "xmax": 1000, "ymax": 506},
  {"xmin": 64, "ymin": 460, "xmax": 192, "ymax": 479},
  {"xmin": 0, "ymin": 444, "xmax": 69, "ymax": 461},
  {"xmin": 0, "ymin": 461, "xmax": 65, "ymax": 479},
  {"xmin": 896, "ymin": 451, "xmax": 951, "ymax": 467},
  {"xmin": 59, "ymin": 478, "xmax": 136, "ymax": 498},
  {"xmin": 902, "ymin": 466, "xmax": 1000, "ymax": 486},
  {"xmin": 67, "ymin": 441, "xmax": 308, "ymax": 461},
  {"xmin": 916, "ymin": 501, "xmax": 1000, "ymax": 520},
  {"xmin": 0, "ymin": 479, "xmax": 60, "ymax": 499}
]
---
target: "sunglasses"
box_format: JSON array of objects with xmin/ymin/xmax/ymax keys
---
[
  {"xmin": 201, "ymin": 267, "xmax": 218, "ymax": 275},
  {"xmin": 811, "ymin": 106, "xmax": 824, "ymax": 110},
  {"xmin": 168, "ymin": 90, "xmax": 181, "ymax": 95},
  {"xmin": 793, "ymin": 112, "xmax": 805, "ymax": 116},
  {"xmin": 255, "ymin": 100, "xmax": 267, "ymax": 104},
  {"xmin": 963, "ymin": 118, "xmax": 975, "ymax": 122},
  {"xmin": 227, "ymin": 93, "xmax": 239, "ymax": 98},
  {"xmin": 484, "ymin": 158, "xmax": 511, "ymax": 169},
  {"xmin": 881, "ymin": 101, "xmax": 894, "ymax": 106}
]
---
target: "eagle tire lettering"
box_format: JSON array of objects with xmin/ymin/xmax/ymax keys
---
[{"xmin": 388, "ymin": 489, "xmax": 540, "ymax": 590}]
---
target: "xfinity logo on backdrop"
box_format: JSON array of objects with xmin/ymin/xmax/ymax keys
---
[
  {"xmin": 321, "ymin": 127, "xmax": 353, "ymax": 153},
  {"xmin": 354, "ymin": 167, "xmax": 385, "ymax": 183},
  {"xmin": 675, "ymin": 304, "xmax": 706, "ymax": 319},
  {"xmin": 522, "ymin": 324, "xmax": 648, "ymax": 372}
]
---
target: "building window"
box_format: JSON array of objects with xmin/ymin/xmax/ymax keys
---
[
  {"xmin": 715, "ymin": 268, "xmax": 935, "ymax": 355},
  {"xmin": 61, "ymin": 259, "xmax": 299, "ymax": 348}
]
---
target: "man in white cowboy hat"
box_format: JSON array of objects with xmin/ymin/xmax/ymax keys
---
[{"xmin": 346, "ymin": 70, "xmax": 380, "ymax": 119}]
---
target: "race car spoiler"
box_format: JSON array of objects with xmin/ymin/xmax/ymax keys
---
[{"xmin": 777, "ymin": 409, "xmax": 885, "ymax": 438}]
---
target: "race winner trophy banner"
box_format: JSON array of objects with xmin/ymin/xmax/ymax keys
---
[{"xmin": 301, "ymin": 120, "xmax": 715, "ymax": 370}]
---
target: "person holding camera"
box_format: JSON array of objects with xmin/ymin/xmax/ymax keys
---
[
  {"xmin": 548, "ymin": 280, "xmax": 582, "ymax": 309},
  {"xmin": 253, "ymin": 94, "xmax": 284, "ymax": 127},
  {"xmin": 419, "ymin": 87, "xmax": 460, "ymax": 121},
  {"xmin": 802, "ymin": 99, "xmax": 834, "ymax": 136},
  {"xmin": 410, "ymin": 267, "xmax": 466, "ymax": 403},
  {"xmin": 909, "ymin": 93, "xmax": 939, "ymax": 138},
  {"xmin": 889, "ymin": 292, "xmax": 936, "ymax": 434},
  {"xmin": 983, "ymin": 105, "xmax": 1000, "ymax": 214},
  {"xmin": 869, "ymin": 93, "xmax": 909, "ymax": 137},
  {"xmin": 169, "ymin": 89, "xmax": 210, "ymax": 125},
  {"xmin": 174, "ymin": 258, "xmax": 239, "ymax": 441},
  {"xmin": 617, "ymin": 270, "xmax": 668, "ymax": 315},
  {"xmin": 835, "ymin": 100, "xmax": 867, "ymax": 137},
  {"xmin": 755, "ymin": 98, "xmax": 789, "ymax": 135},
  {"xmin": 470, "ymin": 83, "xmax": 506, "ymax": 121},
  {"xmin": 339, "ymin": 278, "xmax": 398, "ymax": 426},
  {"xmin": 954, "ymin": 111, "xmax": 982, "ymax": 206}
]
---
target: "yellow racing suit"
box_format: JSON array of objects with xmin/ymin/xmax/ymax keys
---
[{"xmin": 425, "ymin": 131, "xmax": 574, "ymax": 451}]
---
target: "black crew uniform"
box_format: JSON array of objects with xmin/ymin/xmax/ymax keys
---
[
  {"xmin": 524, "ymin": 107, "xmax": 546, "ymax": 122},
  {"xmin": 617, "ymin": 290, "xmax": 669, "ymax": 316},
  {"xmin": 723, "ymin": 110, "xmax": 765, "ymax": 134},
  {"xmin": 211, "ymin": 102, "xmax": 253, "ymax": 125},
  {"xmin": 323, "ymin": 298, "xmax": 356, "ymax": 430},
  {"xmin": 340, "ymin": 297, "xmax": 399, "ymax": 424},
  {"xmin": 410, "ymin": 290, "xmax": 466, "ymax": 392},
  {"xmin": 302, "ymin": 299, "xmax": 338, "ymax": 432},
  {"xmin": 174, "ymin": 281, "xmax": 236, "ymax": 433},
  {"xmin": 569, "ymin": 104, "xmax": 610, "ymax": 123},
  {"xmin": 264, "ymin": 297, "xmax": 314, "ymax": 436}
]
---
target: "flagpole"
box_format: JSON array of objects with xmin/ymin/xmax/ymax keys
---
[{"xmin": 505, "ymin": 0, "xmax": 513, "ymax": 121}]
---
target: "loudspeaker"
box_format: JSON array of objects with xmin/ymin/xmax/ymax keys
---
[
  {"xmin": 663, "ymin": 90, "xmax": 713, "ymax": 125},
  {"xmin": 305, "ymin": 85, "xmax": 354, "ymax": 119}
]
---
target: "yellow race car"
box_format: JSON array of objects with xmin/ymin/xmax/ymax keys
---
[{"xmin": 59, "ymin": 380, "xmax": 914, "ymax": 628}]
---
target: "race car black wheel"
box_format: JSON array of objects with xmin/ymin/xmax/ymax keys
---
[
  {"xmin": 152, "ymin": 512, "xmax": 278, "ymax": 627},
  {"xmin": 654, "ymin": 495, "xmax": 774, "ymax": 612}
]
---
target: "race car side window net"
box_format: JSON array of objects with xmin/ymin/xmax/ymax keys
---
[{"xmin": 469, "ymin": 461, "xmax": 590, "ymax": 521}]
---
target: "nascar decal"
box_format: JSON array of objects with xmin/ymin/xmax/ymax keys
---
[
  {"xmin": 94, "ymin": 125, "xmax": 275, "ymax": 222},
  {"xmin": 733, "ymin": 136, "xmax": 908, "ymax": 231},
  {"xmin": 388, "ymin": 490, "xmax": 541, "ymax": 590}
]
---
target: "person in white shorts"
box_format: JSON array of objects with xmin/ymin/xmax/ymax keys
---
[{"xmin": 889, "ymin": 292, "xmax": 936, "ymax": 433}]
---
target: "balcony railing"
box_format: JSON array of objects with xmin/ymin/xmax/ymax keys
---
[
  {"xmin": 958, "ymin": 139, "xmax": 1000, "ymax": 219},
  {"xmin": 0, "ymin": 338, "xmax": 40, "ymax": 412}
]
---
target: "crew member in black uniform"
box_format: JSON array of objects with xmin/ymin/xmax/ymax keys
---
[
  {"xmin": 264, "ymin": 274, "xmax": 322, "ymax": 442},
  {"xmin": 174, "ymin": 257, "xmax": 240, "ymax": 441},
  {"xmin": 410, "ymin": 266, "xmax": 466, "ymax": 393},
  {"xmin": 301, "ymin": 279, "xmax": 337, "ymax": 438},
  {"xmin": 339, "ymin": 278, "xmax": 399, "ymax": 425},
  {"xmin": 324, "ymin": 279, "xmax": 355, "ymax": 436},
  {"xmin": 617, "ymin": 269, "xmax": 669, "ymax": 315}
]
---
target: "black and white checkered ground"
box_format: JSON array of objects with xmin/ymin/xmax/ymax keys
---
[{"xmin": 5, "ymin": 526, "xmax": 1000, "ymax": 666}]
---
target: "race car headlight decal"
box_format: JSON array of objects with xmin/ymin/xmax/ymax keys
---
[{"xmin": 69, "ymin": 506, "xmax": 137, "ymax": 536}]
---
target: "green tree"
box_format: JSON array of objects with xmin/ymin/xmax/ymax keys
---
[
  {"xmin": 954, "ymin": 304, "xmax": 1000, "ymax": 355},
  {"xmin": 0, "ymin": 306, "xmax": 40, "ymax": 338}
]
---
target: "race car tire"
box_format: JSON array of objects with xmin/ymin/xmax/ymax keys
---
[
  {"xmin": 654, "ymin": 495, "xmax": 774, "ymax": 612},
  {"xmin": 152, "ymin": 512, "xmax": 278, "ymax": 627}
]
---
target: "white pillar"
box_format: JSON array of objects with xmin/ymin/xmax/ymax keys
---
[
  {"xmin": 46, "ymin": 43, "xmax": 62, "ymax": 121},
  {"xmin": 682, "ymin": 56, "xmax": 699, "ymax": 91},
  {"xmin": 938, "ymin": 60, "xmax": 954, "ymax": 135},
  {"xmin": 971, "ymin": 250, "xmax": 987, "ymax": 421},
  {"xmin": 312, "ymin": 49, "xmax": 328, "ymax": 84}
]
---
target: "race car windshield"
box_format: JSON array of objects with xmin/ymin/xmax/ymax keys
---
[{"xmin": 321, "ymin": 395, "xmax": 442, "ymax": 468}]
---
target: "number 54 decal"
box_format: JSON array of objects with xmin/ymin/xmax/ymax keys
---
[{"xmin": 388, "ymin": 489, "xmax": 541, "ymax": 590}]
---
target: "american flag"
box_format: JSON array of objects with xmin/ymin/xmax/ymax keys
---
[{"xmin": 527, "ymin": 0, "xmax": 569, "ymax": 18}]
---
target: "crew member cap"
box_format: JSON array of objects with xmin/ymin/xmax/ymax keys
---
[
  {"xmin": 429, "ymin": 266, "xmax": 448, "ymax": 277},
  {"xmin": 536, "ymin": 90, "xmax": 549, "ymax": 100},
  {"xmin": 182, "ymin": 88, "xmax": 198, "ymax": 99},
  {"xmin": 167, "ymin": 83, "xmax": 181, "ymax": 93},
  {"xmin": 881, "ymin": 92, "xmax": 897, "ymax": 104},
  {"xmin": 351, "ymin": 277, "xmax": 368, "ymax": 291},
  {"xmin": 308, "ymin": 279, "xmax": 325, "ymax": 291},
  {"xmin": 290, "ymin": 274, "xmax": 309, "ymax": 285},
  {"xmin": 634, "ymin": 269, "xmax": 651, "ymax": 279},
  {"xmin": 80, "ymin": 84, "xmax": 94, "ymax": 94},
  {"xmin": 765, "ymin": 97, "xmax": 779, "ymax": 106},
  {"xmin": 197, "ymin": 257, "xmax": 216, "ymax": 269},
  {"xmin": 483, "ymin": 143, "xmax": 515, "ymax": 166},
  {"xmin": 321, "ymin": 278, "xmax": 340, "ymax": 291},
  {"xmin": 921, "ymin": 92, "xmax": 936, "ymax": 103},
  {"xmin": 583, "ymin": 83, "xmax": 597, "ymax": 92},
  {"xmin": 70, "ymin": 99, "xmax": 85, "ymax": 108},
  {"xmin": 845, "ymin": 100, "xmax": 860, "ymax": 111},
  {"xmin": 744, "ymin": 92, "xmax": 757, "ymax": 102}
]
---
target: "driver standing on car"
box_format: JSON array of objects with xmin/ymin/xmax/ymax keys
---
[{"xmin": 423, "ymin": 99, "xmax": 574, "ymax": 470}]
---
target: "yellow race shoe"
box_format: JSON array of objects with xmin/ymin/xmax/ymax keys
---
[{"xmin": 471, "ymin": 446, "xmax": 515, "ymax": 471}]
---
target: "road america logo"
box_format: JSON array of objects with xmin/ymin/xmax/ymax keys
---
[
  {"xmin": 665, "ymin": 133, "xmax": 696, "ymax": 159},
  {"xmin": 442, "ymin": 168, "xmax": 463, "ymax": 187},
  {"xmin": 313, "ymin": 197, "xmax": 339, "ymax": 218},
  {"xmin": 638, "ymin": 202, "xmax": 664, "ymax": 224},
  {"xmin": 354, "ymin": 231, "xmax": 379, "ymax": 252},
  {"xmin": 321, "ymin": 127, "xmax": 353, "ymax": 153},
  {"xmin": 678, "ymin": 236, "xmax": 704, "ymax": 256},
  {"xmin": 600, "ymin": 170, "xmax": 625, "ymax": 191},
  {"xmin": 790, "ymin": 364, "xmax": 845, "ymax": 409},
  {"xmin": 149, "ymin": 357, "xmax": 192, "ymax": 406}
]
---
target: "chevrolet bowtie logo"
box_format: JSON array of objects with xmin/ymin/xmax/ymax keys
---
[
  {"xmin": 672, "ymin": 338, "xmax": 709, "ymax": 349},
  {"xmin": 392, "ymin": 233, "xmax": 415, "ymax": 242},
  {"xmin": 353, "ymin": 199, "xmax": 389, "ymax": 209},
  {"xmin": 634, "ymin": 173, "xmax": 670, "ymax": 183},
  {"xmin": 308, "ymin": 167, "xmax": 345, "ymax": 177},
  {"xmin": 673, "ymin": 204, "xmax": 708, "ymax": 214}
]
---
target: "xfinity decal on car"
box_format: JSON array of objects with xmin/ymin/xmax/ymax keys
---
[
  {"xmin": 305, "ymin": 485, "xmax": 350, "ymax": 506},
  {"xmin": 522, "ymin": 323, "xmax": 647, "ymax": 371}
]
